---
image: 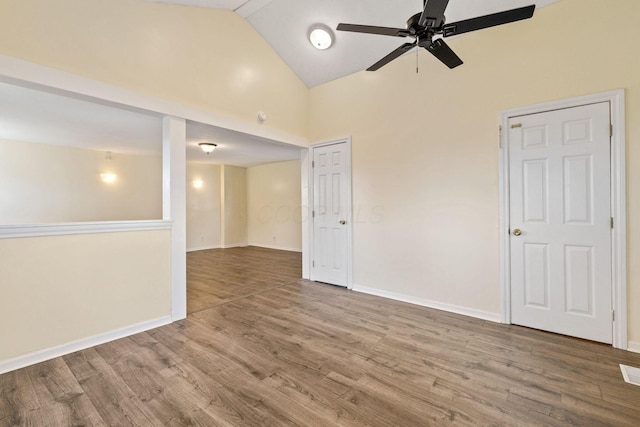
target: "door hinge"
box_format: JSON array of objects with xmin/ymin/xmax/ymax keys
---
[
  {"xmin": 510, "ymin": 123, "xmax": 522, "ymax": 129},
  {"xmin": 312, "ymin": 260, "xmax": 315, "ymax": 267},
  {"xmin": 611, "ymin": 217, "xmax": 614, "ymax": 229},
  {"xmin": 499, "ymin": 125, "xmax": 502, "ymax": 148},
  {"xmin": 312, "ymin": 160, "xmax": 315, "ymax": 168},
  {"xmin": 312, "ymin": 210, "xmax": 315, "ymax": 218},
  {"xmin": 612, "ymin": 310, "xmax": 616, "ymax": 321},
  {"xmin": 610, "ymin": 124, "xmax": 613, "ymax": 138}
]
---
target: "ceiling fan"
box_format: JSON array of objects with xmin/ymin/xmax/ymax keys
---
[{"xmin": 336, "ymin": 0, "xmax": 536, "ymax": 71}]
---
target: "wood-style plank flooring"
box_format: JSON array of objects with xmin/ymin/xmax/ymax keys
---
[
  {"xmin": 2, "ymin": 246, "xmax": 640, "ymax": 426},
  {"xmin": 187, "ymin": 247, "xmax": 302, "ymax": 314}
]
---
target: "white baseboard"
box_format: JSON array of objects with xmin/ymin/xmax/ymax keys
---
[
  {"xmin": 0, "ymin": 315, "xmax": 172, "ymax": 375},
  {"xmin": 221, "ymin": 242, "xmax": 248, "ymax": 249},
  {"xmin": 187, "ymin": 245, "xmax": 221, "ymax": 252},
  {"xmin": 351, "ymin": 285, "xmax": 501, "ymax": 323},
  {"xmin": 248, "ymin": 243, "xmax": 302, "ymax": 253},
  {"xmin": 628, "ymin": 341, "xmax": 640, "ymax": 354}
]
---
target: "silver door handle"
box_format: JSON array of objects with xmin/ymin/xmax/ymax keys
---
[
  {"xmin": 339, "ymin": 220, "xmax": 346, "ymax": 225},
  {"xmin": 512, "ymin": 228, "xmax": 522, "ymax": 236}
]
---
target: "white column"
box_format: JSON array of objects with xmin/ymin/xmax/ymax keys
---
[{"xmin": 163, "ymin": 116, "xmax": 187, "ymax": 321}]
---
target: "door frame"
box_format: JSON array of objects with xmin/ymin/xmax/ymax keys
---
[
  {"xmin": 498, "ymin": 90, "xmax": 627, "ymax": 349},
  {"xmin": 301, "ymin": 136, "xmax": 353, "ymax": 288}
]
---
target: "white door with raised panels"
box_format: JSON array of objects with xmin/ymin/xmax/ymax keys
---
[
  {"xmin": 312, "ymin": 141, "xmax": 350, "ymax": 287},
  {"xmin": 509, "ymin": 102, "xmax": 612, "ymax": 343}
]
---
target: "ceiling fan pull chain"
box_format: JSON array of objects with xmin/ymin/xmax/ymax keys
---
[{"xmin": 416, "ymin": 36, "xmax": 419, "ymax": 73}]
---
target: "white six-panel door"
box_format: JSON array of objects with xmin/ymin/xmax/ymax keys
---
[
  {"xmin": 509, "ymin": 102, "xmax": 612, "ymax": 343},
  {"xmin": 312, "ymin": 142, "xmax": 350, "ymax": 287}
]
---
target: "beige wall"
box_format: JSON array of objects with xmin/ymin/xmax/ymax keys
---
[
  {"xmin": 0, "ymin": 230, "xmax": 171, "ymax": 362},
  {"xmin": 309, "ymin": 0, "xmax": 640, "ymax": 342},
  {"xmin": 221, "ymin": 165, "xmax": 247, "ymax": 247},
  {"xmin": 0, "ymin": 0, "xmax": 309, "ymax": 139},
  {"xmin": 0, "ymin": 140, "xmax": 162, "ymax": 224},
  {"xmin": 3, "ymin": 0, "xmax": 640, "ymax": 356},
  {"xmin": 186, "ymin": 162, "xmax": 221, "ymax": 251},
  {"xmin": 247, "ymin": 160, "xmax": 302, "ymax": 251},
  {"xmin": 0, "ymin": 0, "xmax": 310, "ymax": 368}
]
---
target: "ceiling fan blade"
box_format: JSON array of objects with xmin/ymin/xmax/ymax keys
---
[
  {"xmin": 337, "ymin": 23, "xmax": 411, "ymax": 38},
  {"xmin": 442, "ymin": 5, "xmax": 535, "ymax": 37},
  {"xmin": 426, "ymin": 38, "xmax": 463, "ymax": 69},
  {"xmin": 367, "ymin": 42, "xmax": 417, "ymax": 71},
  {"xmin": 419, "ymin": 0, "xmax": 450, "ymax": 28}
]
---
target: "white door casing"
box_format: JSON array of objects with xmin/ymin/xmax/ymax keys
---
[
  {"xmin": 499, "ymin": 90, "xmax": 627, "ymax": 349},
  {"xmin": 310, "ymin": 139, "xmax": 352, "ymax": 287},
  {"xmin": 509, "ymin": 102, "xmax": 611, "ymax": 343}
]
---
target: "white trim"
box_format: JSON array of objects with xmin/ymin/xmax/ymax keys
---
[
  {"xmin": 0, "ymin": 220, "xmax": 171, "ymax": 239},
  {"xmin": 186, "ymin": 245, "xmax": 222, "ymax": 252},
  {"xmin": 628, "ymin": 342, "xmax": 640, "ymax": 354},
  {"xmin": 248, "ymin": 243, "xmax": 302, "ymax": 253},
  {"xmin": 352, "ymin": 285, "xmax": 501, "ymax": 323},
  {"xmin": 221, "ymin": 242, "xmax": 249, "ymax": 249},
  {"xmin": 307, "ymin": 137, "xmax": 353, "ymax": 289},
  {"xmin": 499, "ymin": 89, "xmax": 627, "ymax": 349},
  {"xmin": 0, "ymin": 55, "xmax": 308, "ymax": 148},
  {"xmin": 301, "ymin": 148, "xmax": 310, "ymax": 279},
  {"xmin": 0, "ymin": 316, "xmax": 171, "ymax": 375}
]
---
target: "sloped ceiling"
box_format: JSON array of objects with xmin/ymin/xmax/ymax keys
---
[{"xmin": 144, "ymin": 0, "xmax": 561, "ymax": 87}]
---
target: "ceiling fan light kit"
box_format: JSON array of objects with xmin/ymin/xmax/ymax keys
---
[{"xmin": 337, "ymin": 0, "xmax": 535, "ymax": 71}]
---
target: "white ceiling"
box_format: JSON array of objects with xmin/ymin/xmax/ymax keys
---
[
  {"xmin": 144, "ymin": 0, "xmax": 561, "ymax": 87},
  {"xmin": 0, "ymin": 82, "xmax": 302, "ymax": 167}
]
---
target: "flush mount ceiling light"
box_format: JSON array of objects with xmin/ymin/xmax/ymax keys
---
[
  {"xmin": 309, "ymin": 24, "xmax": 334, "ymax": 50},
  {"xmin": 198, "ymin": 142, "xmax": 217, "ymax": 154}
]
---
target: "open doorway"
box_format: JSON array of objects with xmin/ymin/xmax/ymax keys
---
[{"xmin": 184, "ymin": 120, "xmax": 305, "ymax": 314}]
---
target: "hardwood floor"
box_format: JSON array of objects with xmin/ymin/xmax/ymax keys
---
[
  {"xmin": 187, "ymin": 247, "xmax": 302, "ymax": 314},
  {"xmin": 2, "ymin": 246, "xmax": 640, "ymax": 426}
]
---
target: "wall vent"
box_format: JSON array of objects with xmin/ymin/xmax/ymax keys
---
[{"xmin": 620, "ymin": 364, "xmax": 640, "ymax": 386}]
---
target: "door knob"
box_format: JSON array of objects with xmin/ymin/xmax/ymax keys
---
[
  {"xmin": 512, "ymin": 228, "xmax": 522, "ymax": 236},
  {"xmin": 339, "ymin": 220, "xmax": 346, "ymax": 225}
]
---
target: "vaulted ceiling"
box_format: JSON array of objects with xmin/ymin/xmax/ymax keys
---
[{"xmin": 145, "ymin": 0, "xmax": 561, "ymax": 87}]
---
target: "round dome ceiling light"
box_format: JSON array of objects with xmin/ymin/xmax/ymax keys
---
[
  {"xmin": 309, "ymin": 25, "xmax": 334, "ymax": 50},
  {"xmin": 198, "ymin": 142, "xmax": 217, "ymax": 154}
]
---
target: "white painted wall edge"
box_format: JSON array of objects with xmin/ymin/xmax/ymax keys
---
[
  {"xmin": 0, "ymin": 220, "xmax": 171, "ymax": 239},
  {"xmin": 300, "ymin": 148, "xmax": 310, "ymax": 279},
  {"xmin": 187, "ymin": 245, "xmax": 222, "ymax": 252},
  {"xmin": 352, "ymin": 285, "xmax": 502, "ymax": 323},
  {"xmin": 0, "ymin": 315, "xmax": 172, "ymax": 375},
  {"xmin": 0, "ymin": 54, "xmax": 308, "ymax": 148},
  {"xmin": 628, "ymin": 342, "xmax": 640, "ymax": 354},
  {"xmin": 248, "ymin": 243, "xmax": 302, "ymax": 253}
]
